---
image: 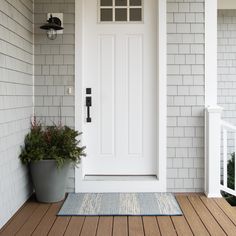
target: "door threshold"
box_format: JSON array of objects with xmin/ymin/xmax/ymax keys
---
[{"xmin": 84, "ymin": 175, "xmax": 158, "ymax": 181}]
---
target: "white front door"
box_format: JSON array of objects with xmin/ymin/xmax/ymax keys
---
[{"xmin": 83, "ymin": 0, "xmax": 158, "ymax": 176}]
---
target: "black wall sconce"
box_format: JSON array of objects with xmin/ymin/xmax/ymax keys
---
[{"xmin": 40, "ymin": 14, "xmax": 64, "ymax": 40}]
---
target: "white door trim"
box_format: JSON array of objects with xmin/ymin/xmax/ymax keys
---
[{"xmin": 75, "ymin": 0, "xmax": 167, "ymax": 192}]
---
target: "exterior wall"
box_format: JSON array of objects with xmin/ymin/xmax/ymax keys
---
[
  {"xmin": 218, "ymin": 10, "xmax": 236, "ymax": 124},
  {"xmin": 167, "ymin": 0, "xmax": 205, "ymax": 192},
  {"xmin": 33, "ymin": 0, "xmax": 206, "ymax": 193},
  {"xmin": 0, "ymin": 0, "xmax": 210, "ymax": 228},
  {"xmin": 218, "ymin": 10, "xmax": 236, "ymax": 157},
  {"xmin": 0, "ymin": 0, "xmax": 33, "ymax": 228},
  {"xmin": 34, "ymin": 0, "xmax": 75, "ymax": 192}
]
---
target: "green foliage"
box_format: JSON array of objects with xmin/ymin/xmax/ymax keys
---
[
  {"xmin": 227, "ymin": 152, "xmax": 235, "ymax": 190},
  {"xmin": 222, "ymin": 152, "xmax": 236, "ymax": 206},
  {"xmin": 20, "ymin": 120, "xmax": 86, "ymax": 168}
]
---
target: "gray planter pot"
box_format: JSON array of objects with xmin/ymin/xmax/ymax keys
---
[{"xmin": 30, "ymin": 160, "xmax": 70, "ymax": 203}]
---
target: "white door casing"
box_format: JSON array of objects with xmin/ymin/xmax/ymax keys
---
[{"xmin": 75, "ymin": 0, "xmax": 167, "ymax": 192}]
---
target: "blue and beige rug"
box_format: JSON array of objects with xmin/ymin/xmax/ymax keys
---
[{"xmin": 58, "ymin": 193, "xmax": 182, "ymax": 216}]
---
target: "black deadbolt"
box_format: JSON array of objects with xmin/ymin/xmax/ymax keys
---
[{"xmin": 86, "ymin": 88, "xmax": 92, "ymax": 94}]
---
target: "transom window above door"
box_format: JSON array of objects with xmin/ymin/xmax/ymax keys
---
[{"xmin": 99, "ymin": 0, "xmax": 143, "ymax": 22}]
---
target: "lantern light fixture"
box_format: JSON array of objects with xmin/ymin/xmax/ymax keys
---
[{"xmin": 40, "ymin": 14, "xmax": 64, "ymax": 40}]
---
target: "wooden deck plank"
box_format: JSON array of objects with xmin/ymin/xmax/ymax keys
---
[
  {"xmin": 142, "ymin": 216, "xmax": 161, "ymax": 236},
  {"xmin": 176, "ymin": 195, "xmax": 210, "ymax": 236},
  {"xmin": 188, "ymin": 195, "xmax": 226, "ymax": 236},
  {"xmin": 64, "ymin": 217, "xmax": 85, "ymax": 236},
  {"xmin": 32, "ymin": 202, "xmax": 62, "ymax": 236},
  {"xmin": 0, "ymin": 199, "xmax": 29, "ymax": 234},
  {"xmin": 15, "ymin": 203, "xmax": 50, "ymax": 236},
  {"xmin": 128, "ymin": 216, "xmax": 144, "ymax": 236},
  {"xmin": 113, "ymin": 216, "xmax": 128, "ymax": 236},
  {"xmin": 157, "ymin": 216, "xmax": 177, "ymax": 236},
  {"xmin": 171, "ymin": 216, "xmax": 193, "ymax": 236},
  {"xmin": 0, "ymin": 202, "xmax": 38, "ymax": 236},
  {"xmin": 3, "ymin": 194, "xmax": 236, "ymax": 236},
  {"xmin": 80, "ymin": 216, "xmax": 99, "ymax": 236},
  {"xmin": 200, "ymin": 196, "xmax": 236, "ymax": 236},
  {"xmin": 96, "ymin": 217, "xmax": 113, "ymax": 236},
  {"xmin": 48, "ymin": 216, "xmax": 71, "ymax": 236},
  {"xmin": 214, "ymin": 198, "xmax": 236, "ymax": 225}
]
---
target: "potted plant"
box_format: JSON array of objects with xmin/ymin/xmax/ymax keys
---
[{"xmin": 19, "ymin": 119, "xmax": 86, "ymax": 203}]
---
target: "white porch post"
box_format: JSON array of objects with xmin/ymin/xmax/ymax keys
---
[
  {"xmin": 205, "ymin": 0, "xmax": 222, "ymax": 197},
  {"xmin": 205, "ymin": 106, "xmax": 223, "ymax": 198},
  {"xmin": 205, "ymin": 0, "xmax": 217, "ymax": 106}
]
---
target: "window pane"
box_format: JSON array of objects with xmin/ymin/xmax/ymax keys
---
[
  {"xmin": 115, "ymin": 0, "xmax": 127, "ymax": 6},
  {"xmin": 115, "ymin": 8, "xmax": 127, "ymax": 21},
  {"xmin": 101, "ymin": 0, "xmax": 113, "ymax": 6},
  {"xmin": 101, "ymin": 9, "xmax": 113, "ymax": 21},
  {"xmin": 130, "ymin": 0, "xmax": 142, "ymax": 6},
  {"xmin": 130, "ymin": 8, "xmax": 142, "ymax": 21}
]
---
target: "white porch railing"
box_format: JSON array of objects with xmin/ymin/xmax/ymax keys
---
[
  {"xmin": 205, "ymin": 106, "xmax": 236, "ymax": 197},
  {"xmin": 220, "ymin": 120, "xmax": 236, "ymax": 196}
]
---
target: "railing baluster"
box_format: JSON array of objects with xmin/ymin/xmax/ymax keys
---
[
  {"xmin": 223, "ymin": 129, "xmax": 228, "ymax": 188},
  {"xmin": 235, "ymin": 133, "xmax": 236, "ymax": 191}
]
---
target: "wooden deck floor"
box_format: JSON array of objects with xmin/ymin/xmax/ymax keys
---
[{"xmin": 1, "ymin": 194, "xmax": 236, "ymax": 236}]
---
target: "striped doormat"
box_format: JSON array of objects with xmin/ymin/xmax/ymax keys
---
[{"xmin": 58, "ymin": 193, "xmax": 182, "ymax": 216}]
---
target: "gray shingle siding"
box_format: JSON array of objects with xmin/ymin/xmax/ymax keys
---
[
  {"xmin": 0, "ymin": 0, "xmax": 33, "ymax": 228},
  {"xmin": 167, "ymin": 0, "xmax": 205, "ymax": 192},
  {"xmin": 218, "ymin": 10, "xmax": 236, "ymax": 157},
  {"xmin": 218, "ymin": 10, "xmax": 236, "ymax": 124}
]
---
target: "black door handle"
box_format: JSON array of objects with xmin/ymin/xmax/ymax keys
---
[{"xmin": 86, "ymin": 96, "xmax": 92, "ymax": 122}]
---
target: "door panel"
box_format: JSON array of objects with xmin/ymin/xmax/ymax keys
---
[
  {"xmin": 127, "ymin": 35, "xmax": 143, "ymax": 155},
  {"xmin": 99, "ymin": 36, "xmax": 115, "ymax": 155}
]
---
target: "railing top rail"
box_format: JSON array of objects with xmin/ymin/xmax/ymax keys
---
[{"xmin": 221, "ymin": 120, "xmax": 236, "ymax": 132}]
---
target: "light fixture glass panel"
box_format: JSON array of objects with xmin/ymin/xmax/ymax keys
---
[
  {"xmin": 47, "ymin": 28, "xmax": 57, "ymax": 40},
  {"xmin": 130, "ymin": 0, "xmax": 142, "ymax": 6},
  {"xmin": 115, "ymin": 8, "xmax": 127, "ymax": 21},
  {"xmin": 101, "ymin": 9, "xmax": 113, "ymax": 21},
  {"xmin": 130, "ymin": 8, "xmax": 142, "ymax": 21},
  {"xmin": 101, "ymin": 0, "xmax": 113, "ymax": 6},
  {"xmin": 115, "ymin": 0, "xmax": 127, "ymax": 6}
]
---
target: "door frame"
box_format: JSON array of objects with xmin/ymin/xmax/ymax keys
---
[{"xmin": 75, "ymin": 0, "xmax": 167, "ymax": 192}]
